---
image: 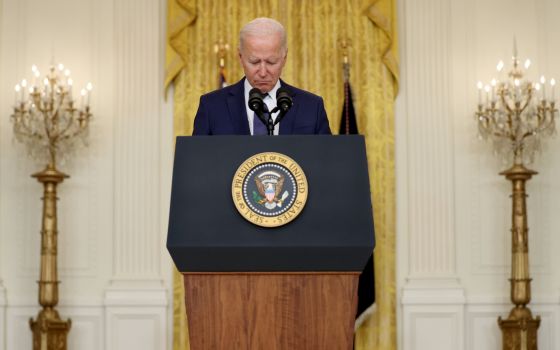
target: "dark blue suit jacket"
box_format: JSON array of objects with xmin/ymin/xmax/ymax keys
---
[{"xmin": 193, "ymin": 78, "xmax": 331, "ymax": 135}]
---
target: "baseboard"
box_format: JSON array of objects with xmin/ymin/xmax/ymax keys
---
[{"xmin": 0, "ymin": 284, "xmax": 5, "ymax": 350}]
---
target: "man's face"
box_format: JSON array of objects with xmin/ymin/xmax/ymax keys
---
[{"xmin": 238, "ymin": 33, "xmax": 287, "ymax": 93}]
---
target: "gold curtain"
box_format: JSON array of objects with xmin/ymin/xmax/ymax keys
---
[{"xmin": 165, "ymin": 0, "xmax": 398, "ymax": 349}]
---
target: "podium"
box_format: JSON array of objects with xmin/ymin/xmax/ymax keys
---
[{"xmin": 167, "ymin": 135, "xmax": 375, "ymax": 349}]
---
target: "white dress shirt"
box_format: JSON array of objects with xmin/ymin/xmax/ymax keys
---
[{"xmin": 244, "ymin": 79, "xmax": 281, "ymax": 135}]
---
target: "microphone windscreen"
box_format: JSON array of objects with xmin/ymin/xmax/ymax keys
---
[
  {"xmin": 248, "ymin": 88, "xmax": 264, "ymax": 111},
  {"xmin": 276, "ymin": 87, "xmax": 293, "ymax": 111}
]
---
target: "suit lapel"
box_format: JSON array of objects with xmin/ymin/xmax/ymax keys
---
[
  {"xmin": 279, "ymin": 80, "xmax": 298, "ymax": 135},
  {"xmin": 227, "ymin": 78, "xmax": 250, "ymax": 135}
]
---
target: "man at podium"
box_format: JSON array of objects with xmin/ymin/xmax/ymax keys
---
[
  {"xmin": 192, "ymin": 17, "xmax": 331, "ymax": 136},
  {"xmin": 172, "ymin": 17, "xmax": 374, "ymax": 350}
]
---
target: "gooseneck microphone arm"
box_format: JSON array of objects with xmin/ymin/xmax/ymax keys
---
[
  {"xmin": 248, "ymin": 88, "xmax": 274, "ymax": 136},
  {"xmin": 272, "ymin": 87, "xmax": 293, "ymax": 127},
  {"xmin": 248, "ymin": 86, "xmax": 294, "ymax": 135}
]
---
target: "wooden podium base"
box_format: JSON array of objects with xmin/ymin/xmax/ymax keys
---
[{"xmin": 183, "ymin": 273, "xmax": 359, "ymax": 350}]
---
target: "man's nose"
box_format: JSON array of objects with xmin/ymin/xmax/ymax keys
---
[{"xmin": 257, "ymin": 63, "xmax": 268, "ymax": 77}]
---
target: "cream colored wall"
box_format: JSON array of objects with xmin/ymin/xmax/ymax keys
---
[
  {"xmin": 2, "ymin": 0, "xmax": 559, "ymax": 349},
  {"xmin": 0, "ymin": 0, "xmax": 6, "ymax": 345},
  {"xmin": 0, "ymin": 0, "xmax": 173, "ymax": 349},
  {"xmin": 397, "ymin": 0, "xmax": 560, "ymax": 349}
]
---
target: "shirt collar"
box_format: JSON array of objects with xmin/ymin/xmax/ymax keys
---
[{"xmin": 244, "ymin": 79, "xmax": 281, "ymax": 101}]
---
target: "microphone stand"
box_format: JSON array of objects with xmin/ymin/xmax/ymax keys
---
[
  {"xmin": 255, "ymin": 108, "xmax": 288, "ymax": 136},
  {"xmin": 254, "ymin": 110, "xmax": 274, "ymax": 136},
  {"xmin": 266, "ymin": 111, "xmax": 274, "ymax": 136},
  {"xmin": 272, "ymin": 108, "xmax": 289, "ymax": 127},
  {"xmin": 249, "ymin": 87, "xmax": 293, "ymax": 136}
]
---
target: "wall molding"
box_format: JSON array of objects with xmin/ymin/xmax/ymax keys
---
[
  {"xmin": 104, "ymin": 282, "xmax": 167, "ymax": 307},
  {"xmin": 402, "ymin": 0, "xmax": 457, "ymax": 279},
  {"xmin": 402, "ymin": 278, "xmax": 466, "ymax": 305},
  {"xmin": 105, "ymin": 310, "xmax": 166, "ymax": 350},
  {"xmin": 112, "ymin": 0, "xmax": 163, "ymax": 281},
  {"xmin": 0, "ymin": 284, "xmax": 5, "ymax": 350},
  {"xmin": 104, "ymin": 282, "xmax": 168, "ymax": 350},
  {"xmin": 0, "ymin": 0, "xmax": 171, "ymax": 347},
  {"xmin": 403, "ymin": 306, "xmax": 465, "ymax": 350},
  {"xmin": 402, "ymin": 279, "xmax": 466, "ymax": 350}
]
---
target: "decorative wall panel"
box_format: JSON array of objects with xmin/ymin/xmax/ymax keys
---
[
  {"xmin": 0, "ymin": 0, "xmax": 171, "ymax": 348},
  {"xmin": 401, "ymin": 0, "xmax": 457, "ymax": 279},
  {"xmin": 398, "ymin": 0, "xmax": 560, "ymax": 348}
]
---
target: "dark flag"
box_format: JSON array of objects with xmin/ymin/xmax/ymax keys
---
[
  {"xmin": 339, "ymin": 70, "xmax": 376, "ymax": 330},
  {"xmin": 339, "ymin": 81, "xmax": 358, "ymax": 135}
]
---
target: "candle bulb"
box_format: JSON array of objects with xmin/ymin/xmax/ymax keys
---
[
  {"xmin": 477, "ymin": 81, "xmax": 483, "ymax": 105},
  {"xmin": 484, "ymin": 85, "xmax": 490, "ymax": 105},
  {"xmin": 540, "ymin": 76, "xmax": 546, "ymax": 100},
  {"xmin": 14, "ymin": 84, "xmax": 21, "ymax": 104},
  {"xmin": 20, "ymin": 79, "xmax": 27, "ymax": 101},
  {"xmin": 497, "ymin": 60, "xmax": 504, "ymax": 72},
  {"xmin": 86, "ymin": 82, "xmax": 93, "ymax": 106},
  {"xmin": 67, "ymin": 78, "xmax": 73, "ymax": 99},
  {"xmin": 551, "ymin": 78, "xmax": 556, "ymax": 101},
  {"xmin": 80, "ymin": 88, "xmax": 86, "ymax": 108},
  {"xmin": 514, "ymin": 79, "xmax": 521, "ymax": 101},
  {"xmin": 33, "ymin": 70, "xmax": 40, "ymax": 87},
  {"xmin": 30, "ymin": 65, "xmax": 37, "ymax": 87},
  {"xmin": 43, "ymin": 77, "xmax": 50, "ymax": 96}
]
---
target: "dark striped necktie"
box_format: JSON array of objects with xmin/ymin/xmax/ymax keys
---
[{"xmin": 253, "ymin": 94, "xmax": 270, "ymax": 135}]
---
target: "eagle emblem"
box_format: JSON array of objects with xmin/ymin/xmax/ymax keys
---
[
  {"xmin": 253, "ymin": 170, "xmax": 289, "ymax": 210},
  {"xmin": 232, "ymin": 152, "xmax": 308, "ymax": 227}
]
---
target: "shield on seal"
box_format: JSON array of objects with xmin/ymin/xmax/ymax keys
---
[
  {"xmin": 255, "ymin": 171, "xmax": 285, "ymax": 209},
  {"xmin": 265, "ymin": 184, "xmax": 276, "ymax": 202}
]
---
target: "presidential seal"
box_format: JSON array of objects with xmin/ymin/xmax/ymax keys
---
[{"xmin": 232, "ymin": 152, "xmax": 308, "ymax": 227}]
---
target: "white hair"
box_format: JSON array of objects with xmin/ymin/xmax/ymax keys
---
[{"xmin": 239, "ymin": 17, "xmax": 287, "ymax": 53}]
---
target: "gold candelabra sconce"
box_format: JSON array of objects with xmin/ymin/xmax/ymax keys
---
[
  {"xmin": 13, "ymin": 64, "xmax": 92, "ymax": 167},
  {"xmin": 476, "ymin": 50, "xmax": 556, "ymax": 165},
  {"xmin": 11, "ymin": 63, "xmax": 93, "ymax": 350},
  {"xmin": 475, "ymin": 44, "xmax": 557, "ymax": 350}
]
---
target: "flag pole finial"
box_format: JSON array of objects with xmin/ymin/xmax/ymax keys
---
[
  {"xmin": 214, "ymin": 39, "xmax": 230, "ymax": 88},
  {"xmin": 338, "ymin": 38, "xmax": 352, "ymax": 65},
  {"xmin": 338, "ymin": 38, "xmax": 352, "ymax": 82},
  {"xmin": 214, "ymin": 39, "xmax": 230, "ymax": 69}
]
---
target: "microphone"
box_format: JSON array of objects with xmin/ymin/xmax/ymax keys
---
[
  {"xmin": 271, "ymin": 86, "xmax": 292, "ymax": 127},
  {"xmin": 248, "ymin": 88, "xmax": 265, "ymax": 112},
  {"xmin": 248, "ymin": 88, "xmax": 273, "ymax": 135},
  {"xmin": 276, "ymin": 87, "xmax": 293, "ymax": 113}
]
